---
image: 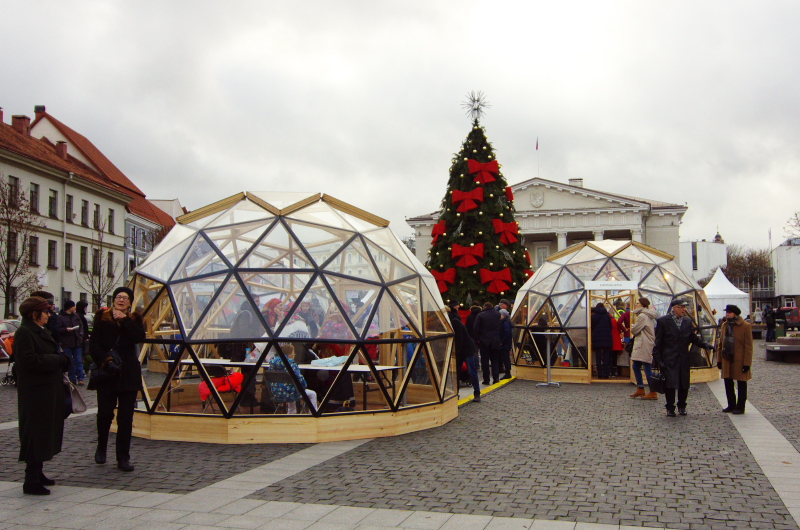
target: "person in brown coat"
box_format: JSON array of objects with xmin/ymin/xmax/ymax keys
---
[
  {"xmin": 717, "ymin": 304, "xmax": 753, "ymax": 414},
  {"xmin": 629, "ymin": 298, "xmax": 659, "ymax": 400}
]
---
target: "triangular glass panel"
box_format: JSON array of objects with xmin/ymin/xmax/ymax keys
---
[
  {"xmin": 250, "ymin": 273, "xmax": 314, "ymax": 337},
  {"xmin": 240, "ymin": 221, "xmax": 313, "ymax": 270},
  {"xmin": 141, "ymin": 284, "xmax": 180, "ymax": 343},
  {"xmin": 389, "ymin": 279, "xmax": 423, "ymax": 334},
  {"xmin": 566, "ymin": 259, "xmax": 607, "ymax": 283},
  {"xmin": 366, "ymin": 289, "xmax": 413, "ymax": 337},
  {"xmin": 396, "ymin": 344, "xmax": 439, "ymax": 407},
  {"xmin": 204, "ymin": 221, "xmax": 271, "ymax": 268},
  {"xmin": 532, "ymin": 261, "xmax": 561, "ymax": 280},
  {"xmin": 564, "ymin": 292, "xmax": 588, "ymax": 328},
  {"xmin": 361, "ymin": 227, "xmax": 419, "ymax": 269},
  {"xmin": 551, "ymin": 290, "xmax": 584, "ymax": 326},
  {"xmin": 259, "ymin": 349, "xmax": 316, "ymax": 415},
  {"xmin": 589, "ymin": 240, "xmax": 629, "ymax": 255},
  {"xmin": 189, "ymin": 274, "xmax": 269, "ymax": 342},
  {"xmin": 347, "ymin": 345, "xmax": 395, "ymax": 411},
  {"xmin": 530, "ymin": 267, "xmax": 561, "ymax": 296},
  {"xmin": 566, "ymin": 244, "xmax": 606, "ymax": 264},
  {"xmin": 511, "ymin": 295, "xmax": 529, "ymax": 326},
  {"xmin": 616, "ymin": 244, "xmax": 656, "ymax": 265},
  {"xmin": 612, "ymin": 258, "xmax": 653, "ymax": 284},
  {"xmin": 324, "ymin": 238, "xmax": 382, "ymax": 283},
  {"xmin": 364, "ymin": 239, "xmax": 417, "ymax": 282},
  {"xmin": 659, "ymin": 261, "xmax": 698, "ymax": 289},
  {"xmin": 640, "ymin": 268, "xmax": 672, "ymax": 294},
  {"xmin": 550, "ymin": 248, "xmax": 577, "ymax": 265},
  {"xmin": 170, "ymin": 274, "xmax": 228, "ymax": 338},
  {"xmin": 421, "ymin": 284, "xmax": 451, "ymax": 335},
  {"xmin": 205, "ymin": 200, "xmax": 274, "ymax": 228},
  {"xmin": 427, "ymin": 337, "xmax": 453, "ymax": 400},
  {"xmin": 284, "ymin": 200, "xmax": 356, "ymax": 231},
  {"xmin": 137, "ymin": 233, "xmax": 197, "ymax": 282},
  {"xmin": 552, "ymin": 269, "xmax": 582, "ymax": 294},
  {"xmin": 335, "ymin": 209, "xmax": 380, "ymax": 232},
  {"xmin": 133, "ymin": 275, "xmax": 164, "ymax": 315},
  {"xmin": 563, "ymin": 329, "xmax": 588, "ymax": 367},
  {"xmin": 333, "ymin": 282, "xmax": 381, "ymax": 339},
  {"xmin": 171, "ymin": 234, "xmax": 230, "ymax": 281},
  {"xmin": 594, "ymin": 260, "xmax": 626, "ymax": 282},
  {"xmin": 526, "ymin": 293, "xmax": 549, "ymax": 326},
  {"xmin": 140, "ymin": 225, "xmax": 198, "ymax": 266},
  {"xmin": 304, "ymin": 275, "xmax": 359, "ymax": 343},
  {"xmin": 639, "ymin": 290, "xmax": 673, "ymax": 317},
  {"xmin": 284, "ymin": 220, "xmax": 351, "ymax": 267}
]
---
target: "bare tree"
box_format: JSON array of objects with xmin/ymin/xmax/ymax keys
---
[
  {"xmin": 142, "ymin": 224, "xmax": 171, "ymax": 252},
  {"xmin": 722, "ymin": 245, "xmax": 773, "ymax": 293},
  {"xmin": 0, "ymin": 179, "xmax": 46, "ymax": 318},
  {"xmin": 75, "ymin": 219, "xmax": 123, "ymax": 310},
  {"xmin": 786, "ymin": 212, "xmax": 800, "ymax": 238}
]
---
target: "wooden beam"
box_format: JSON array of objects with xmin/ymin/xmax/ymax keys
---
[
  {"xmin": 177, "ymin": 192, "xmax": 246, "ymax": 225},
  {"xmin": 322, "ymin": 194, "xmax": 390, "ymax": 227}
]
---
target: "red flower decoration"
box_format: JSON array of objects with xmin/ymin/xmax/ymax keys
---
[{"xmin": 467, "ymin": 159, "xmax": 499, "ymax": 184}]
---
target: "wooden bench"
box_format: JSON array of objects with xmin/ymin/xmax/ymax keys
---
[{"xmin": 765, "ymin": 337, "xmax": 800, "ymax": 363}]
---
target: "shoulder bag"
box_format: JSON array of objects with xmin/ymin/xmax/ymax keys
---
[{"xmin": 87, "ymin": 338, "xmax": 122, "ymax": 390}]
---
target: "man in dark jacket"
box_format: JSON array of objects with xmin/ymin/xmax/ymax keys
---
[
  {"xmin": 57, "ymin": 300, "xmax": 85, "ymax": 385},
  {"xmin": 591, "ymin": 304, "xmax": 613, "ymax": 379},
  {"xmin": 763, "ymin": 305, "xmax": 776, "ymax": 342},
  {"xmin": 652, "ymin": 299, "xmax": 714, "ymax": 417},
  {"xmin": 448, "ymin": 300, "xmax": 480, "ymax": 402},
  {"xmin": 473, "ymin": 303, "xmax": 502, "ymax": 385}
]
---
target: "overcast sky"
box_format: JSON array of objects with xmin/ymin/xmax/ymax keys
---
[{"xmin": 2, "ymin": 1, "xmax": 798, "ymax": 249}]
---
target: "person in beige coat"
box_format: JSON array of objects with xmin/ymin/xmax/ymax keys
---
[
  {"xmin": 629, "ymin": 298, "xmax": 659, "ymax": 400},
  {"xmin": 717, "ymin": 304, "xmax": 752, "ymax": 414}
]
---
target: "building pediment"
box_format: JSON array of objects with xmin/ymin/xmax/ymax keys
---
[{"xmin": 512, "ymin": 178, "xmax": 651, "ymax": 213}]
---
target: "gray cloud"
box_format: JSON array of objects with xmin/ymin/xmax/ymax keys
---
[{"xmin": 2, "ymin": 0, "xmax": 798, "ymax": 249}]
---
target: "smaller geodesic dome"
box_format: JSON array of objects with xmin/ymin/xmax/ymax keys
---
[
  {"xmin": 128, "ymin": 192, "xmax": 457, "ymax": 443},
  {"xmin": 510, "ymin": 240, "xmax": 718, "ymax": 383}
]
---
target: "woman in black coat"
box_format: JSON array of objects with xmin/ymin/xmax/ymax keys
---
[
  {"xmin": 15, "ymin": 296, "xmax": 70, "ymax": 495},
  {"xmin": 89, "ymin": 287, "xmax": 145, "ymax": 472},
  {"xmin": 591, "ymin": 304, "xmax": 613, "ymax": 379}
]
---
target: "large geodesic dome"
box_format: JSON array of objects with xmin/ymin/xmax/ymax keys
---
[
  {"xmin": 128, "ymin": 192, "xmax": 457, "ymax": 443},
  {"xmin": 510, "ymin": 240, "xmax": 719, "ymax": 384}
]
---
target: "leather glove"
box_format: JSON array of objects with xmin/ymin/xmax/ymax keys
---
[
  {"xmin": 59, "ymin": 354, "xmax": 71, "ymax": 372},
  {"xmin": 105, "ymin": 361, "xmax": 121, "ymax": 375},
  {"xmin": 742, "ymin": 365, "xmax": 750, "ymax": 373},
  {"xmin": 705, "ymin": 343, "xmax": 715, "ymax": 351},
  {"xmin": 717, "ymin": 362, "xmax": 722, "ymax": 369}
]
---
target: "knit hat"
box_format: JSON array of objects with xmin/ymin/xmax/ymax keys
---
[
  {"xmin": 725, "ymin": 304, "xmax": 741, "ymax": 316},
  {"xmin": 19, "ymin": 296, "xmax": 51, "ymax": 318},
  {"xmin": 63, "ymin": 300, "xmax": 76, "ymax": 311},
  {"xmin": 76, "ymin": 300, "xmax": 88, "ymax": 313},
  {"xmin": 113, "ymin": 286, "xmax": 134, "ymax": 301},
  {"xmin": 499, "ymin": 309, "xmax": 510, "ymax": 318},
  {"xmin": 447, "ymin": 299, "xmax": 460, "ymax": 309}
]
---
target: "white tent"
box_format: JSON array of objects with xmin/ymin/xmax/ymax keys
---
[{"xmin": 703, "ymin": 268, "xmax": 749, "ymax": 318}]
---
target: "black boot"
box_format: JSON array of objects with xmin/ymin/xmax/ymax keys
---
[
  {"xmin": 666, "ymin": 405, "xmax": 676, "ymax": 417},
  {"xmin": 23, "ymin": 461, "xmax": 49, "ymax": 495},
  {"xmin": 117, "ymin": 460, "xmax": 134, "ymax": 472},
  {"xmin": 39, "ymin": 473, "xmax": 55, "ymax": 486}
]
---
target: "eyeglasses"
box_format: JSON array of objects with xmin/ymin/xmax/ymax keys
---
[{"xmin": 114, "ymin": 295, "xmax": 130, "ymax": 301}]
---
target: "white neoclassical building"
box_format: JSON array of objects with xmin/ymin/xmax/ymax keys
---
[{"xmin": 407, "ymin": 177, "xmax": 687, "ymax": 269}]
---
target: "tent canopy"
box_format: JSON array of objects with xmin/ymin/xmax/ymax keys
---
[{"xmin": 702, "ymin": 268, "xmax": 749, "ymax": 317}]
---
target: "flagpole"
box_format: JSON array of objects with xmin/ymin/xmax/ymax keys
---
[{"xmin": 536, "ymin": 136, "xmax": 539, "ymax": 179}]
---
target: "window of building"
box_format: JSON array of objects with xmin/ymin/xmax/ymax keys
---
[
  {"xmin": 8, "ymin": 286, "xmax": 17, "ymax": 316},
  {"xmin": 786, "ymin": 298, "xmax": 796, "ymax": 308},
  {"xmin": 6, "ymin": 231, "xmax": 17, "ymax": 262},
  {"xmin": 129, "ymin": 258, "xmax": 136, "ymax": 276},
  {"xmin": 63, "ymin": 291, "xmax": 72, "ymax": 302},
  {"xmin": 7, "ymin": 176, "xmax": 19, "ymax": 208},
  {"xmin": 80, "ymin": 246, "xmax": 88, "ymax": 272},
  {"xmin": 93, "ymin": 204, "xmax": 101, "ymax": 230},
  {"xmin": 691, "ymin": 242, "xmax": 698, "ymax": 271},
  {"xmin": 92, "ymin": 248, "xmax": 100, "ymax": 276},
  {"xmin": 29, "ymin": 183, "xmax": 39, "ymax": 214},
  {"xmin": 107, "ymin": 252, "xmax": 114, "ymax": 277},
  {"xmin": 29, "ymin": 236, "xmax": 39, "ymax": 266},
  {"xmin": 535, "ymin": 246, "xmax": 549, "ymax": 268},
  {"xmin": 66, "ymin": 195, "xmax": 74, "ymax": 223},
  {"xmin": 64, "ymin": 243, "xmax": 73, "ymax": 270},
  {"xmin": 79, "ymin": 292, "xmax": 87, "ymax": 304},
  {"xmin": 47, "ymin": 240, "xmax": 58, "ymax": 268},
  {"xmin": 48, "ymin": 189, "xmax": 58, "ymax": 219},
  {"xmin": 130, "ymin": 225, "xmax": 137, "ymax": 248},
  {"xmin": 105, "ymin": 295, "xmax": 112, "ymax": 307},
  {"xmin": 81, "ymin": 200, "xmax": 89, "ymax": 226},
  {"xmin": 108, "ymin": 208, "xmax": 115, "ymax": 234}
]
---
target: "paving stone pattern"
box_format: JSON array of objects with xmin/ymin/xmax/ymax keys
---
[
  {"xmin": 249, "ymin": 380, "xmax": 797, "ymax": 529},
  {"xmin": 747, "ymin": 342, "xmax": 800, "ymax": 452},
  {"xmin": 0, "ymin": 414, "xmax": 310, "ymax": 494}
]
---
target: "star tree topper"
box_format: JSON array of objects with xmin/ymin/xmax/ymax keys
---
[{"xmin": 462, "ymin": 91, "xmax": 491, "ymax": 121}]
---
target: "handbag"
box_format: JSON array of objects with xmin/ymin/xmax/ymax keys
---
[
  {"xmin": 70, "ymin": 381, "xmax": 87, "ymax": 414},
  {"xmin": 87, "ymin": 339, "xmax": 122, "ymax": 390},
  {"xmin": 63, "ymin": 376, "xmax": 73, "ymax": 419},
  {"xmin": 625, "ymin": 339, "xmax": 634, "ymax": 354},
  {"xmin": 649, "ymin": 368, "xmax": 665, "ymax": 394}
]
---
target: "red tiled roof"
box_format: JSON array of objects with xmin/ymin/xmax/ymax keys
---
[
  {"xmin": 0, "ymin": 122, "xmax": 130, "ymax": 198},
  {"xmin": 30, "ymin": 112, "xmax": 174, "ymax": 228}
]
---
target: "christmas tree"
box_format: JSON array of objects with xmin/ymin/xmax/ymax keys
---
[{"xmin": 426, "ymin": 92, "xmax": 533, "ymax": 307}]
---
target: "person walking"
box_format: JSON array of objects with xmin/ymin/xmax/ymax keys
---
[
  {"xmin": 57, "ymin": 300, "xmax": 85, "ymax": 385},
  {"xmin": 652, "ymin": 299, "xmax": 714, "ymax": 417},
  {"xmin": 763, "ymin": 305, "xmax": 776, "ymax": 343},
  {"xmin": 717, "ymin": 304, "xmax": 753, "ymax": 414},
  {"xmin": 629, "ymin": 298, "xmax": 658, "ymax": 400},
  {"xmin": 591, "ymin": 304, "xmax": 613, "ymax": 379},
  {"xmin": 499, "ymin": 309, "xmax": 513, "ymax": 379},
  {"xmin": 448, "ymin": 300, "xmax": 481, "ymax": 402},
  {"xmin": 473, "ymin": 302, "xmax": 502, "ymax": 385},
  {"xmin": 89, "ymin": 287, "xmax": 145, "ymax": 472},
  {"xmin": 14, "ymin": 296, "xmax": 70, "ymax": 495}
]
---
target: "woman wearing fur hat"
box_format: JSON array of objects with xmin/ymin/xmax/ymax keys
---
[
  {"xmin": 89, "ymin": 286, "xmax": 145, "ymax": 472},
  {"xmin": 717, "ymin": 304, "xmax": 753, "ymax": 414},
  {"xmin": 15, "ymin": 296, "xmax": 70, "ymax": 495}
]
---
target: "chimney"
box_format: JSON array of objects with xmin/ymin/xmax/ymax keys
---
[
  {"xmin": 11, "ymin": 115, "xmax": 31, "ymax": 136},
  {"xmin": 569, "ymin": 178, "xmax": 584, "ymax": 188},
  {"xmin": 34, "ymin": 105, "xmax": 46, "ymax": 119},
  {"xmin": 56, "ymin": 141, "xmax": 68, "ymax": 159},
  {"xmin": 0, "ymin": 107, "xmax": 3, "ymax": 123}
]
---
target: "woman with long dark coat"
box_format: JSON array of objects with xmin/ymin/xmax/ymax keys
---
[
  {"xmin": 89, "ymin": 287, "xmax": 145, "ymax": 472},
  {"xmin": 15, "ymin": 296, "xmax": 70, "ymax": 495},
  {"xmin": 591, "ymin": 304, "xmax": 613, "ymax": 379}
]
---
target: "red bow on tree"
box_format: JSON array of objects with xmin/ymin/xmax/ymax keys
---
[
  {"xmin": 431, "ymin": 268, "xmax": 456, "ymax": 293},
  {"xmin": 452, "ymin": 187, "xmax": 484, "ymax": 212},
  {"xmin": 452, "ymin": 243, "xmax": 484, "ymax": 267},
  {"xmin": 524, "ymin": 250, "xmax": 532, "ymax": 266},
  {"xmin": 505, "ymin": 186, "xmax": 514, "ymax": 202},
  {"xmin": 467, "ymin": 159, "xmax": 499, "ymax": 184},
  {"xmin": 431, "ymin": 220, "xmax": 446, "ymax": 244},
  {"xmin": 480, "ymin": 268, "xmax": 512, "ymax": 294},
  {"xmin": 492, "ymin": 219, "xmax": 519, "ymax": 245}
]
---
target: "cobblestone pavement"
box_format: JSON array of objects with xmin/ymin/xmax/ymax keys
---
[
  {"xmin": 0, "ymin": 415, "xmax": 310, "ymax": 494},
  {"xmin": 747, "ymin": 342, "xmax": 800, "ymax": 452},
  {"xmin": 248, "ymin": 377, "xmax": 797, "ymax": 529}
]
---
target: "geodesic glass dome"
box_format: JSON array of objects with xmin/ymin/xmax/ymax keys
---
[
  {"xmin": 511, "ymin": 240, "xmax": 718, "ymax": 378},
  {"xmin": 130, "ymin": 192, "xmax": 456, "ymax": 423}
]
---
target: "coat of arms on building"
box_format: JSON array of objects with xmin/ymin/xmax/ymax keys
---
[{"xmin": 531, "ymin": 191, "xmax": 544, "ymax": 208}]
